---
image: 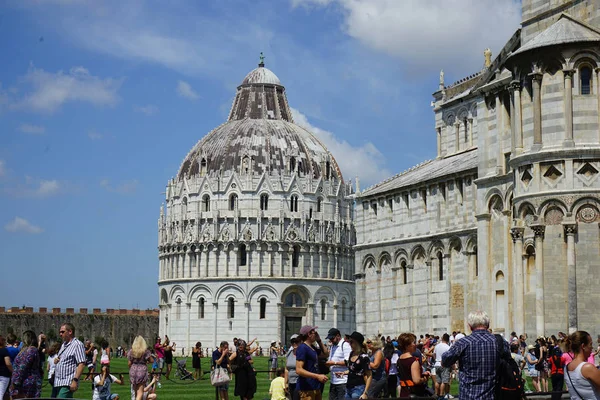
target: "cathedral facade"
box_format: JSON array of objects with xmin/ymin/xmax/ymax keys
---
[
  {"xmin": 157, "ymin": 61, "xmax": 355, "ymax": 349},
  {"xmin": 355, "ymin": 1, "xmax": 600, "ymax": 337}
]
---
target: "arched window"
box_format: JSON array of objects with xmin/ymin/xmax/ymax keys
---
[
  {"xmin": 437, "ymin": 252, "xmax": 444, "ymax": 280},
  {"xmin": 326, "ymin": 161, "xmax": 331, "ymax": 179},
  {"xmin": 290, "ymin": 157, "xmax": 296, "ymax": 173},
  {"xmin": 229, "ymin": 193, "xmax": 238, "ymax": 211},
  {"xmin": 341, "ymin": 299, "xmax": 347, "ymax": 322},
  {"xmin": 182, "ymin": 197, "xmax": 188, "ymax": 217},
  {"xmin": 242, "ymin": 155, "xmax": 250, "ymax": 174},
  {"xmin": 176, "ymin": 297, "xmax": 182, "ymax": 320},
  {"xmin": 202, "ymin": 194, "xmax": 210, "ymax": 212},
  {"xmin": 260, "ymin": 194, "xmax": 269, "ymax": 211},
  {"xmin": 297, "ymin": 161, "xmax": 302, "ymax": 176},
  {"xmin": 290, "ymin": 195, "xmax": 299, "ymax": 212},
  {"xmin": 320, "ymin": 298, "xmax": 326, "ymax": 320},
  {"xmin": 474, "ymin": 246, "xmax": 478, "ymax": 277},
  {"xmin": 228, "ymin": 298, "xmax": 235, "ymax": 319},
  {"xmin": 317, "ymin": 198, "xmax": 322, "ymax": 213},
  {"xmin": 292, "ymin": 245, "xmax": 300, "ymax": 270},
  {"xmin": 239, "ymin": 244, "xmax": 247, "ymax": 266},
  {"xmin": 581, "ymin": 66, "xmax": 593, "ymax": 95},
  {"xmin": 200, "ymin": 158, "xmax": 207, "ymax": 176},
  {"xmin": 401, "ymin": 260, "xmax": 408, "ymax": 284},
  {"xmin": 259, "ymin": 298, "xmax": 267, "ymax": 319},
  {"xmin": 285, "ymin": 292, "xmax": 303, "ymax": 307},
  {"xmin": 198, "ymin": 297, "xmax": 205, "ymax": 319}
]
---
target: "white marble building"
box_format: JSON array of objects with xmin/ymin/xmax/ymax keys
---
[
  {"xmin": 157, "ymin": 60, "xmax": 355, "ymax": 350},
  {"xmin": 355, "ymin": 1, "xmax": 600, "ymax": 337}
]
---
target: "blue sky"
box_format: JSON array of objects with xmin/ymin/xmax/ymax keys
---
[{"xmin": 0, "ymin": 0, "xmax": 520, "ymax": 309}]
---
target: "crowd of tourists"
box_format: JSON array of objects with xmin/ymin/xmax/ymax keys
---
[{"xmin": 4, "ymin": 314, "xmax": 600, "ymax": 400}]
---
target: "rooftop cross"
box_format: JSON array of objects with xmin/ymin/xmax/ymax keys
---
[{"xmin": 259, "ymin": 52, "xmax": 265, "ymax": 67}]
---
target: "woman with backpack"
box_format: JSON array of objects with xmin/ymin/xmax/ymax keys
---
[
  {"xmin": 367, "ymin": 336, "xmax": 387, "ymax": 398},
  {"xmin": 397, "ymin": 333, "xmax": 430, "ymax": 398},
  {"xmin": 549, "ymin": 346, "xmax": 564, "ymax": 400}
]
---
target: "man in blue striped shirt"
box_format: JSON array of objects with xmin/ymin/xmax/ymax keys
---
[
  {"xmin": 53, "ymin": 323, "xmax": 86, "ymax": 398},
  {"xmin": 442, "ymin": 311, "xmax": 508, "ymax": 400}
]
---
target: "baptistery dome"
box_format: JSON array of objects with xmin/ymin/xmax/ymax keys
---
[
  {"xmin": 177, "ymin": 62, "xmax": 341, "ymax": 180},
  {"xmin": 157, "ymin": 58, "xmax": 355, "ymax": 351}
]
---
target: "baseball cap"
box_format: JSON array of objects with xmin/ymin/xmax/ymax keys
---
[
  {"xmin": 299, "ymin": 325, "xmax": 318, "ymax": 335},
  {"xmin": 290, "ymin": 334, "xmax": 299, "ymax": 341},
  {"xmin": 326, "ymin": 328, "xmax": 341, "ymax": 340}
]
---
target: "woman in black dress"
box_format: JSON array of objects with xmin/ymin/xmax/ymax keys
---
[
  {"xmin": 192, "ymin": 342, "xmax": 202, "ymax": 380},
  {"xmin": 229, "ymin": 340, "xmax": 256, "ymax": 400}
]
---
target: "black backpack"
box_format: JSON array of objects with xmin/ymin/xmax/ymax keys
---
[{"xmin": 494, "ymin": 334, "xmax": 524, "ymax": 400}]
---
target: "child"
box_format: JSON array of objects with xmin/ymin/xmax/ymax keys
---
[
  {"xmin": 93, "ymin": 364, "xmax": 123, "ymax": 400},
  {"xmin": 47, "ymin": 343, "xmax": 61, "ymax": 398},
  {"xmin": 269, "ymin": 368, "xmax": 286, "ymax": 400}
]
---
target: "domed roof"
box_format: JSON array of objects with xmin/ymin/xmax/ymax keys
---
[
  {"xmin": 178, "ymin": 119, "xmax": 341, "ymax": 180},
  {"xmin": 242, "ymin": 66, "xmax": 281, "ymax": 86},
  {"xmin": 177, "ymin": 58, "xmax": 342, "ymax": 182}
]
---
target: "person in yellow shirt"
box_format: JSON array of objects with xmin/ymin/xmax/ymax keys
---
[{"xmin": 269, "ymin": 368, "xmax": 287, "ymax": 400}]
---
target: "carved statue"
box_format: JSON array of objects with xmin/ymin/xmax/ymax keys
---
[
  {"xmin": 484, "ymin": 48, "xmax": 492, "ymax": 68},
  {"xmin": 439, "ymin": 69, "xmax": 445, "ymax": 86}
]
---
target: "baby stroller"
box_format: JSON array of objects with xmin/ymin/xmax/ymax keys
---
[{"xmin": 174, "ymin": 358, "xmax": 194, "ymax": 380}]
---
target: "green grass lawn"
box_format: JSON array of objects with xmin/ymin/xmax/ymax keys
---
[{"xmin": 40, "ymin": 357, "xmax": 554, "ymax": 399}]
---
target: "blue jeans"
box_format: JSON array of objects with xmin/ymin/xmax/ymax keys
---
[{"xmin": 345, "ymin": 384, "xmax": 365, "ymax": 399}]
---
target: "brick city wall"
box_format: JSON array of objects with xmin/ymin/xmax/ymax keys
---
[{"xmin": 0, "ymin": 307, "xmax": 159, "ymax": 348}]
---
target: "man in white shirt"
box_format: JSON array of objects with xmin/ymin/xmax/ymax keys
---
[
  {"xmin": 324, "ymin": 328, "xmax": 351, "ymax": 400},
  {"xmin": 434, "ymin": 333, "xmax": 451, "ymax": 399}
]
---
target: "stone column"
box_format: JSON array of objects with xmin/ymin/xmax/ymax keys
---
[
  {"xmin": 277, "ymin": 303, "xmax": 283, "ymax": 343},
  {"xmin": 203, "ymin": 248, "xmax": 209, "ymax": 277},
  {"xmin": 511, "ymin": 81, "xmax": 523, "ymax": 154},
  {"xmin": 245, "ymin": 302, "xmax": 250, "ymax": 342},
  {"xmin": 231, "ymin": 247, "xmax": 238, "ymax": 278},
  {"xmin": 468, "ymin": 118, "xmax": 474, "ymax": 147},
  {"xmin": 531, "ymin": 223, "xmax": 546, "ymax": 336},
  {"xmin": 392, "ymin": 267, "xmax": 399, "ymax": 333},
  {"xmin": 495, "ymin": 91, "xmax": 504, "ymax": 174},
  {"xmin": 333, "ymin": 304, "xmax": 338, "ymax": 327},
  {"xmin": 455, "ymin": 122, "xmax": 461, "ymax": 152},
  {"xmin": 268, "ymin": 246, "xmax": 273, "ymax": 277},
  {"xmin": 288, "ymin": 250, "xmax": 294, "ymax": 277},
  {"xmin": 300, "ymin": 251, "xmax": 305, "ymax": 278},
  {"xmin": 306, "ymin": 302, "xmax": 315, "ymax": 326},
  {"xmin": 212, "ymin": 302, "xmax": 218, "ymax": 348},
  {"xmin": 309, "ymin": 248, "xmax": 315, "ymax": 278},
  {"xmin": 564, "ymin": 70, "xmax": 575, "ymax": 147},
  {"xmin": 436, "ymin": 127, "xmax": 442, "ymax": 158},
  {"xmin": 530, "ymin": 72, "xmax": 543, "ymax": 149},
  {"xmin": 563, "ymin": 221, "xmax": 578, "ymax": 333},
  {"xmin": 247, "ymin": 248, "xmax": 252, "ymax": 277},
  {"xmin": 279, "ymin": 249, "xmax": 284, "ymax": 277},
  {"xmin": 510, "ymin": 226, "xmax": 525, "ymax": 334},
  {"xmin": 319, "ymin": 250, "xmax": 324, "ymax": 278}
]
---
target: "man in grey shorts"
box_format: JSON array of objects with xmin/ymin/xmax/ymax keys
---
[{"xmin": 434, "ymin": 333, "xmax": 451, "ymax": 399}]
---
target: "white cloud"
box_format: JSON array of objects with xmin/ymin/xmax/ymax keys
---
[
  {"xmin": 18, "ymin": 123, "xmax": 45, "ymax": 134},
  {"xmin": 5, "ymin": 217, "xmax": 43, "ymax": 234},
  {"xmin": 176, "ymin": 80, "xmax": 199, "ymax": 100},
  {"xmin": 134, "ymin": 104, "xmax": 158, "ymax": 116},
  {"xmin": 293, "ymin": 0, "xmax": 521, "ymax": 73},
  {"xmin": 4, "ymin": 178, "xmax": 62, "ymax": 198},
  {"xmin": 37, "ymin": 180, "xmax": 60, "ymax": 196},
  {"xmin": 100, "ymin": 179, "xmax": 139, "ymax": 194},
  {"xmin": 88, "ymin": 131, "xmax": 103, "ymax": 140},
  {"xmin": 291, "ymin": 107, "xmax": 391, "ymax": 187},
  {"xmin": 0, "ymin": 160, "xmax": 6, "ymax": 177},
  {"xmin": 12, "ymin": 65, "xmax": 122, "ymax": 114}
]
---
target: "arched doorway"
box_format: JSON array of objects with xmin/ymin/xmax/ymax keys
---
[{"xmin": 281, "ymin": 286, "xmax": 310, "ymax": 345}]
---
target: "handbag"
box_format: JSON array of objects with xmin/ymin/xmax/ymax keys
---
[{"xmin": 210, "ymin": 366, "xmax": 231, "ymax": 387}]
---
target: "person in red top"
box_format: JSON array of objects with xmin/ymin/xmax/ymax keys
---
[{"xmin": 549, "ymin": 346, "xmax": 565, "ymax": 400}]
